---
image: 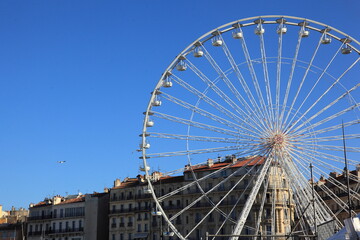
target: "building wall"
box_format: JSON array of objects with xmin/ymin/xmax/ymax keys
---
[
  {"xmin": 27, "ymin": 192, "xmax": 109, "ymax": 240},
  {"xmin": 316, "ymin": 166, "xmax": 360, "ymax": 224},
  {"xmin": 109, "ymin": 158, "xmax": 294, "ymax": 240}
]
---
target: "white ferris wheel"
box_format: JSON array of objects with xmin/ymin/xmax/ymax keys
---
[{"xmin": 139, "ymin": 15, "xmax": 360, "ymax": 239}]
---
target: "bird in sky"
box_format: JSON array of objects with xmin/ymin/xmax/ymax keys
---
[{"xmin": 57, "ymin": 161, "xmax": 66, "ymax": 164}]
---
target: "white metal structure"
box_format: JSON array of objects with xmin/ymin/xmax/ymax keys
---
[{"xmin": 140, "ymin": 15, "xmax": 360, "ymax": 239}]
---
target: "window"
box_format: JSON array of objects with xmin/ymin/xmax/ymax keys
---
[
  {"xmin": 53, "ymin": 209, "xmax": 57, "ymax": 218},
  {"xmin": 78, "ymin": 220, "xmax": 82, "ymax": 229},
  {"xmin": 59, "ymin": 222, "xmax": 62, "ymax": 230},
  {"xmin": 60, "ymin": 209, "xmax": 64, "ymax": 218},
  {"xmin": 72, "ymin": 221, "xmax": 75, "ymax": 230},
  {"xmin": 144, "ymin": 224, "xmax": 148, "ymax": 232},
  {"xmin": 138, "ymin": 224, "xmax": 141, "ymax": 232},
  {"xmin": 112, "ymin": 234, "xmax": 115, "ymax": 240},
  {"xmin": 120, "ymin": 233, "xmax": 123, "ymax": 240}
]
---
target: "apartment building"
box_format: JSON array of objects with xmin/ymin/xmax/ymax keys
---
[
  {"xmin": 0, "ymin": 205, "xmax": 28, "ymax": 224},
  {"xmin": 316, "ymin": 165, "xmax": 360, "ymax": 223},
  {"xmin": 27, "ymin": 192, "xmax": 109, "ymax": 240},
  {"xmin": 109, "ymin": 156, "xmax": 294, "ymax": 240}
]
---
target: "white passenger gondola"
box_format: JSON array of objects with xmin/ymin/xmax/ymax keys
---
[
  {"xmin": 212, "ymin": 36, "xmax": 223, "ymax": 46},
  {"xmin": 232, "ymin": 31, "xmax": 243, "ymax": 39},
  {"xmin": 277, "ymin": 26, "xmax": 287, "ymax": 34},
  {"xmin": 146, "ymin": 120, "xmax": 154, "ymax": 127},
  {"xmin": 300, "ymin": 29, "xmax": 309, "ymax": 37},
  {"xmin": 193, "ymin": 48, "xmax": 204, "ymax": 57},
  {"xmin": 152, "ymin": 100, "xmax": 161, "ymax": 106},
  {"xmin": 255, "ymin": 26, "xmax": 265, "ymax": 35},
  {"xmin": 176, "ymin": 62, "xmax": 186, "ymax": 71}
]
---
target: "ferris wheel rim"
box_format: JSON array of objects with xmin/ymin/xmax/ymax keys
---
[{"xmin": 139, "ymin": 15, "xmax": 360, "ymax": 240}]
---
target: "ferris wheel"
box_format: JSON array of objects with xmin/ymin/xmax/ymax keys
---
[{"xmin": 139, "ymin": 15, "xmax": 360, "ymax": 239}]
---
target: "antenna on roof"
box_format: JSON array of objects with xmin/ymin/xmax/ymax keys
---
[{"xmin": 342, "ymin": 120, "xmax": 352, "ymax": 219}]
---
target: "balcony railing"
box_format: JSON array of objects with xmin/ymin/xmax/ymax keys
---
[
  {"xmin": 46, "ymin": 227, "xmax": 84, "ymax": 234},
  {"xmin": 28, "ymin": 215, "xmax": 52, "ymax": 221}
]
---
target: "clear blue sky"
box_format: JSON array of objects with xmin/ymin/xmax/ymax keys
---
[{"xmin": 0, "ymin": 0, "xmax": 359, "ymax": 210}]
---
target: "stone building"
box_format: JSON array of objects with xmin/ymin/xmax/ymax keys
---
[
  {"xmin": 109, "ymin": 156, "xmax": 294, "ymax": 240},
  {"xmin": 0, "ymin": 222, "xmax": 26, "ymax": 240},
  {"xmin": 27, "ymin": 192, "xmax": 109, "ymax": 240},
  {"xmin": 0, "ymin": 205, "xmax": 28, "ymax": 224},
  {"xmin": 316, "ymin": 165, "xmax": 360, "ymax": 224}
]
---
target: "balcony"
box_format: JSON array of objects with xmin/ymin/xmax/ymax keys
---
[
  {"xmin": 28, "ymin": 231, "xmax": 43, "ymax": 236},
  {"xmin": 46, "ymin": 227, "xmax": 84, "ymax": 235},
  {"xmin": 28, "ymin": 215, "xmax": 52, "ymax": 221},
  {"xmin": 128, "ymin": 222, "xmax": 133, "ymax": 227},
  {"xmin": 119, "ymin": 223, "xmax": 125, "ymax": 228},
  {"xmin": 111, "ymin": 223, "xmax": 116, "ymax": 228}
]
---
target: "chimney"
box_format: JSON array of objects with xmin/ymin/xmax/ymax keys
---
[
  {"xmin": 151, "ymin": 171, "xmax": 162, "ymax": 181},
  {"xmin": 114, "ymin": 178, "xmax": 122, "ymax": 187},
  {"xmin": 329, "ymin": 172, "xmax": 339, "ymax": 178},
  {"xmin": 207, "ymin": 158, "xmax": 214, "ymax": 167},
  {"xmin": 231, "ymin": 155, "xmax": 237, "ymax": 164},
  {"xmin": 137, "ymin": 175, "xmax": 144, "ymax": 183},
  {"xmin": 104, "ymin": 187, "xmax": 109, "ymax": 193},
  {"xmin": 53, "ymin": 196, "xmax": 62, "ymax": 205}
]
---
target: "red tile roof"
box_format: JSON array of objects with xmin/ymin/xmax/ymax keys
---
[{"xmin": 184, "ymin": 156, "xmax": 264, "ymax": 173}]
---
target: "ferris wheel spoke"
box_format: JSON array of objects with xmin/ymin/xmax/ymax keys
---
[
  {"xmin": 169, "ymin": 156, "xmax": 264, "ymax": 223},
  {"xmin": 257, "ymin": 23, "xmax": 275, "ymax": 126},
  {"xmin": 231, "ymin": 149, "xmax": 273, "ymax": 239},
  {"xmin": 293, "ymin": 133, "xmax": 360, "ymax": 143},
  {"xmin": 283, "ymin": 32, "xmax": 325, "ymax": 130},
  {"xmin": 288, "ymin": 148, "xmax": 360, "ymax": 195},
  {"xmin": 279, "ymin": 26, "xmax": 304, "ymax": 127},
  {"xmin": 290, "ymin": 144, "xmax": 360, "ymax": 172},
  {"xmin": 213, "ymin": 163, "xmax": 268, "ymax": 240},
  {"xmin": 275, "ymin": 21, "xmax": 285, "ymax": 131},
  {"xmin": 288, "ymin": 83, "xmax": 360, "ymax": 134},
  {"xmin": 199, "ymin": 42, "xmax": 267, "ymax": 133},
  {"xmin": 217, "ymin": 33, "xmax": 268, "ymax": 130},
  {"xmin": 170, "ymin": 74, "xmax": 251, "ymax": 126},
  {"xmin": 285, "ymin": 43, "xmax": 345, "ymax": 131},
  {"xmin": 238, "ymin": 30, "xmax": 273, "ymax": 125},
  {"xmin": 146, "ymin": 145, "xmax": 256, "ymax": 158},
  {"xmin": 185, "ymin": 59, "xmax": 265, "ymax": 131},
  {"xmin": 152, "ymin": 111, "xmax": 253, "ymax": 138},
  {"xmin": 285, "ymin": 155, "xmax": 335, "ymax": 224},
  {"xmin": 295, "ymin": 119, "xmax": 360, "ymax": 138},
  {"xmin": 148, "ymin": 132, "xmax": 249, "ymax": 143},
  {"xmin": 288, "ymin": 103, "xmax": 360, "ymax": 137},
  {"xmin": 160, "ymin": 92, "xmax": 263, "ymax": 136},
  {"xmin": 286, "ymin": 57, "xmax": 360, "ymax": 134},
  {"xmin": 253, "ymin": 176, "xmax": 270, "ymax": 237},
  {"xmin": 185, "ymin": 156, "xmax": 266, "ymax": 239},
  {"xmin": 158, "ymin": 162, "xmax": 236, "ymax": 202},
  {"xmin": 295, "ymin": 142, "xmax": 360, "ymax": 153}
]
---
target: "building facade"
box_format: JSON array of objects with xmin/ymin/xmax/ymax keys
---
[
  {"xmin": 316, "ymin": 165, "xmax": 360, "ymax": 224},
  {"xmin": 109, "ymin": 156, "xmax": 294, "ymax": 240},
  {"xmin": 27, "ymin": 192, "xmax": 109, "ymax": 240}
]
